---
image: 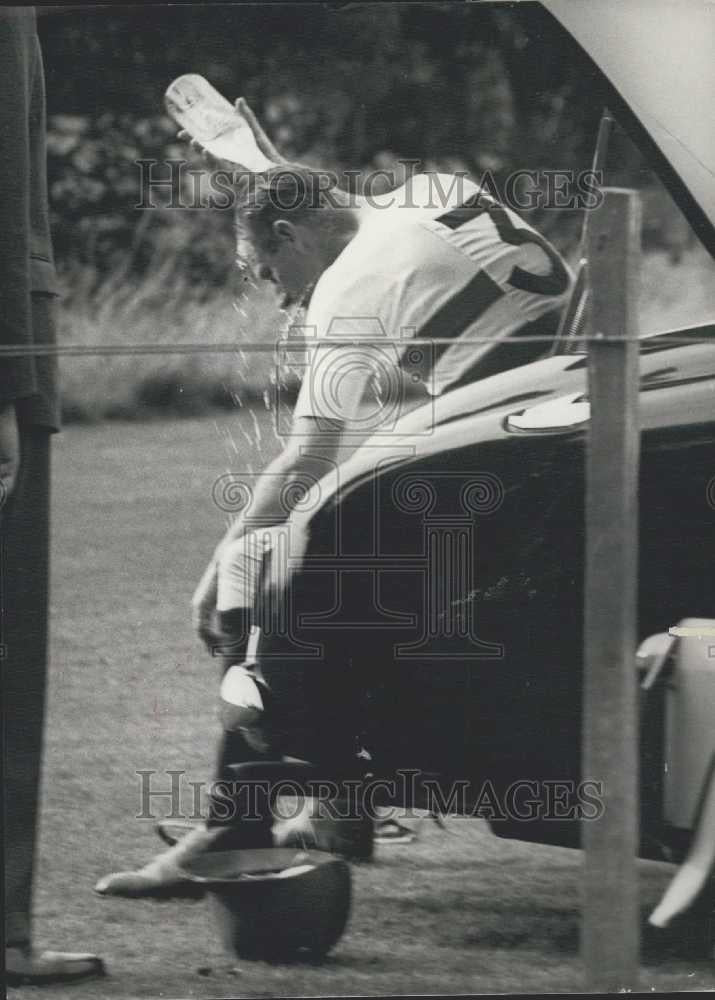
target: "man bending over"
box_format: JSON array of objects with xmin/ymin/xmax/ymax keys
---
[{"xmin": 96, "ymin": 103, "xmax": 572, "ymax": 896}]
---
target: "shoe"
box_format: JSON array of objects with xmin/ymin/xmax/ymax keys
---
[
  {"xmin": 156, "ymin": 819, "xmax": 201, "ymax": 847},
  {"xmin": 374, "ymin": 818, "xmax": 415, "ymax": 844},
  {"xmin": 5, "ymin": 946, "xmax": 106, "ymax": 985},
  {"xmin": 93, "ymin": 867, "xmax": 205, "ymax": 900},
  {"xmin": 94, "ymin": 825, "xmax": 229, "ymax": 900}
]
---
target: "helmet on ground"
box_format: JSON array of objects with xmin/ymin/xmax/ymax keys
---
[{"xmin": 178, "ymin": 847, "xmax": 351, "ymax": 961}]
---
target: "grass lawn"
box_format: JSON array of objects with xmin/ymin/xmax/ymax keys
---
[{"xmin": 9, "ymin": 412, "xmax": 715, "ymax": 997}]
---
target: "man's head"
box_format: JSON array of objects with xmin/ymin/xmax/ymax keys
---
[{"xmin": 236, "ymin": 165, "xmax": 358, "ymax": 307}]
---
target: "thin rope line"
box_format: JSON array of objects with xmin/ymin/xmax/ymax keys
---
[{"xmin": 0, "ymin": 334, "xmax": 709, "ymax": 357}]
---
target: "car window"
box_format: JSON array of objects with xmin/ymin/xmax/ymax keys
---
[{"xmin": 603, "ymin": 125, "xmax": 715, "ymax": 337}]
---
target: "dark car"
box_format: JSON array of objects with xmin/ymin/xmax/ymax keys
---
[
  {"xmin": 257, "ymin": 321, "xmax": 714, "ymax": 853},
  {"xmin": 249, "ymin": 0, "xmax": 715, "ymax": 937}
]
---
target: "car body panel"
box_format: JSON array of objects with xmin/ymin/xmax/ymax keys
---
[
  {"xmin": 289, "ymin": 326, "xmax": 715, "ymax": 527},
  {"xmin": 258, "ymin": 328, "xmax": 715, "ymax": 857}
]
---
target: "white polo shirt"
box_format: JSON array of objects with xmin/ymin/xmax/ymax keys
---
[{"xmin": 292, "ymin": 173, "xmax": 572, "ymax": 429}]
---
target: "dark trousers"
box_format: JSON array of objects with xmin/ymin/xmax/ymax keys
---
[{"xmin": 1, "ymin": 425, "xmax": 51, "ymax": 947}]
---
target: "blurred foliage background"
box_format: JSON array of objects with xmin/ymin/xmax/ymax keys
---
[{"xmin": 37, "ymin": 3, "xmax": 707, "ymax": 420}]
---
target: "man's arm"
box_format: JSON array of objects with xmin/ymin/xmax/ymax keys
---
[
  {"xmin": 191, "ymin": 416, "xmax": 346, "ymax": 645},
  {"xmin": 0, "ymin": 12, "xmax": 34, "ymax": 401},
  {"xmin": 0, "ymin": 11, "xmax": 35, "ymax": 500},
  {"xmin": 217, "ymin": 415, "xmax": 345, "ymax": 554}
]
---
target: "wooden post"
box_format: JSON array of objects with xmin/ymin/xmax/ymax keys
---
[{"xmin": 582, "ymin": 188, "xmax": 642, "ymax": 991}]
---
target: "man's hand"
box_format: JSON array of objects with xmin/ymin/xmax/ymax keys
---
[
  {"xmin": 191, "ymin": 557, "xmax": 220, "ymax": 650},
  {"xmin": 0, "ymin": 403, "xmax": 20, "ymax": 508},
  {"xmin": 235, "ymin": 97, "xmax": 285, "ymax": 165}
]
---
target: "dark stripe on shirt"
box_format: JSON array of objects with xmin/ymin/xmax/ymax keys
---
[
  {"xmin": 419, "ymin": 269, "xmax": 505, "ymax": 341},
  {"xmin": 414, "ymin": 269, "xmax": 505, "ymax": 377},
  {"xmin": 435, "ymin": 191, "xmax": 489, "ymax": 231},
  {"xmin": 486, "ymin": 204, "xmax": 571, "ymax": 297}
]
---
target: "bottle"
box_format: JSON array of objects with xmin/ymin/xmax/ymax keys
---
[{"xmin": 164, "ymin": 74, "xmax": 276, "ymax": 171}]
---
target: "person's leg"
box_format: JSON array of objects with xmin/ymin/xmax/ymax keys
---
[
  {"xmin": 211, "ymin": 528, "xmax": 285, "ymax": 781},
  {"xmin": 2, "ymin": 423, "xmax": 104, "ymax": 982},
  {"xmin": 2, "ymin": 425, "xmax": 51, "ymax": 950},
  {"xmin": 95, "ymin": 529, "xmax": 284, "ymax": 897},
  {"xmin": 213, "ymin": 532, "xmax": 376, "ymax": 856}
]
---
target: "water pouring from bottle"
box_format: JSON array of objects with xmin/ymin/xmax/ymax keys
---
[{"xmin": 165, "ymin": 74, "xmax": 277, "ymax": 172}]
